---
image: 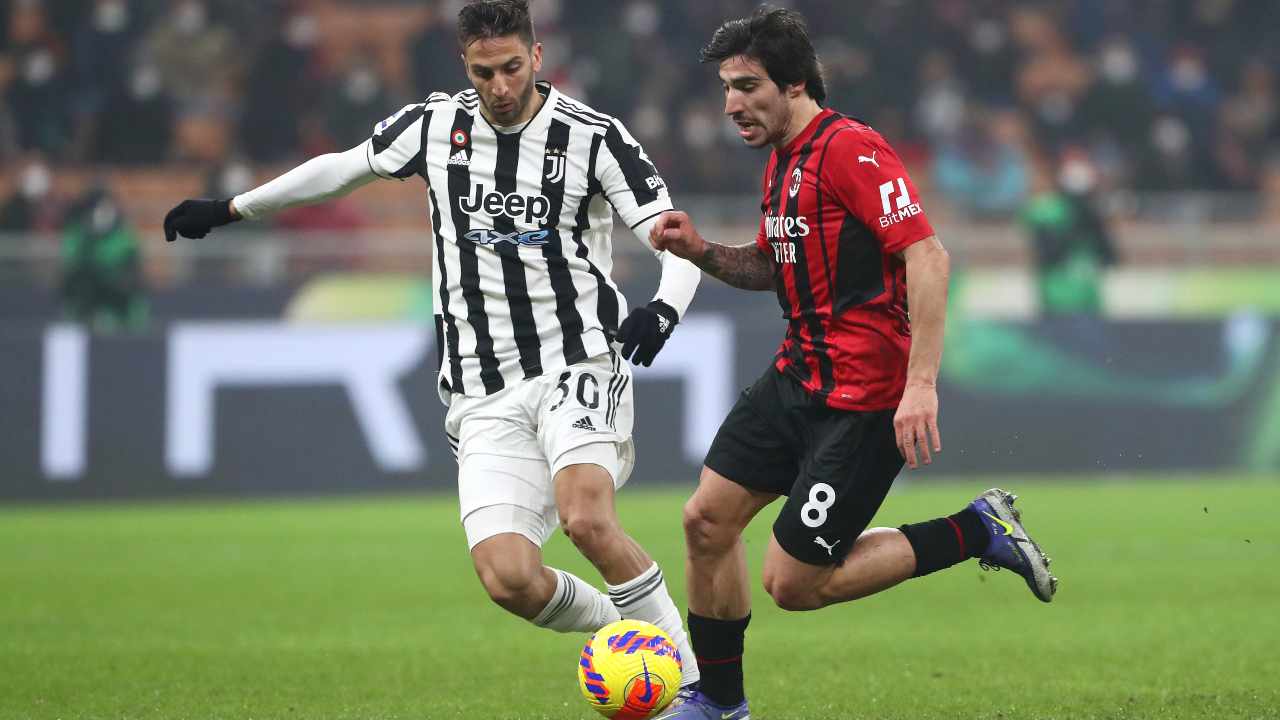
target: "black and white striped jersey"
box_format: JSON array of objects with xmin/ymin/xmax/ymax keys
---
[{"xmin": 365, "ymin": 81, "xmax": 673, "ymax": 398}]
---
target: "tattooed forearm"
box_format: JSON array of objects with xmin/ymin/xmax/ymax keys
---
[{"xmin": 695, "ymin": 242, "xmax": 775, "ymax": 291}]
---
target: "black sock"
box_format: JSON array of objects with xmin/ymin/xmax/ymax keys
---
[
  {"xmin": 687, "ymin": 611, "xmax": 750, "ymax": 706},
  {"xmin": 899, "ymin": 508, "xmax": 989, "ymax": 577}
]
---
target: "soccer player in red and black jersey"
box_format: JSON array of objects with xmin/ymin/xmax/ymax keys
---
[{"xmin": 650, "ymin": 7, "xmax": 1058, "ymax": 718}]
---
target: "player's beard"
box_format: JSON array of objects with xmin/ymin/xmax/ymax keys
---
[
  {"xmin": 734, "ymin": 103, "xmax": 790, "ymax": 148},
  {"xmin": 486, "ymin": 77, "xmax": 536, "ymax": 126}
]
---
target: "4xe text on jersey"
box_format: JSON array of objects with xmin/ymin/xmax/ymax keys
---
[{"xmin": 463, "ymin": 229, "xmax": 551, "ymax": 247}]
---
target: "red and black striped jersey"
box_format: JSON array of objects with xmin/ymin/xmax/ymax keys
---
[{"xmin": 754, "ymin": 109, "xmax": 934, "ymax": 411}]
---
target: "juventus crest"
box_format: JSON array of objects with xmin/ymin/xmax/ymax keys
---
[{"xmin": 544, "ymin": 148, "xmax": 567, "ymax": 184}]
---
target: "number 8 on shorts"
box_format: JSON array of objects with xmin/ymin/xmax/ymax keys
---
[{"xmin": 800, "ymin": 482, "xmax": 837, "ymax": 528}]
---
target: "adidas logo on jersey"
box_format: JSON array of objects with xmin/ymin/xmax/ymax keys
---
[
  {"xmin": 571, "ymin": 416, "xmax": 597, "ymax": 431},
  {"xmin": 448, "ymin": 150, "xmax": 471, "ymax": 167}
]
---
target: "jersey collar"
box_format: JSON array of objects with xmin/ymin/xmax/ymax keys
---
[
  {"xmin": 780, "ymin": 108, "xmax": 835, "ymax": 157},
  {"xmin": 476, "ymin": 80, "xmax": 557, "ymax": 137}
]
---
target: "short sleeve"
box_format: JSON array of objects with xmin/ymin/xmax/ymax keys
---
[
  {"xmin": 821, "ymin": 129, "xmax": 935, "ymax": 255},
  {"xmin": 595, "ymin": 118, "xmax": 674, "ymax": 229},
  {"xmin": 367, "ymin": 103, "xmax": 429, "ymax": 180}
]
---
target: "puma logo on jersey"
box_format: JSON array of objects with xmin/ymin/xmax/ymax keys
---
[{"xmin": 858, "ymin": 150, "xmax": 879, "ymax": 168}]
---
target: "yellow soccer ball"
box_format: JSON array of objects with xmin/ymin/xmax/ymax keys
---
[{"xmin": 578, "ymin": 619, "xmax": 683, "ymax": 719}]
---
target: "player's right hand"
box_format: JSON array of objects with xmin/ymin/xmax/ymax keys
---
[
  {"xmin": 164, "ymin": 199, "xmax": 240, "ymax": 242},
  {"xmin": 649, "ymin": 211, "xmax": 706, "ymax": 261}
]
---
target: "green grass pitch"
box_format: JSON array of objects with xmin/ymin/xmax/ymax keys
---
[{"xmin": 3, "ymin": 478, "xmax": 1278, "ymax": 719}]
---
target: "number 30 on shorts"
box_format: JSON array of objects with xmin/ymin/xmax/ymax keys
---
[
  {"xmin": 549, "ymin": 370, "xmax": 600, "ymax": 412},
  {"xmin": 800, "ymin": 482, "xmax": 837, "ymax": 528}
]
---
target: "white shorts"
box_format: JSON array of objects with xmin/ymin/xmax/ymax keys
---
[{"xmin": 443, "ymin": 352, "xmax": 635, "ymax": 549}]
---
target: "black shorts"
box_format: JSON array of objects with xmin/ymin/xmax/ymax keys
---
[{"xmin": 703, "ymin": 367, "xmax": 903, "ymax": 566}]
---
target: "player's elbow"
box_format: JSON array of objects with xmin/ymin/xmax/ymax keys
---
[
  {"xmin": 903, "ymin": 236, "xmax": 950, "ymax": 277},
  {"xmin": 933, "ymin": 242, "xmax": 951, "ymax": 277}
]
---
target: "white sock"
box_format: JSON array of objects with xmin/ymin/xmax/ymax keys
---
[
  {"xmin": 607, "ymin": 563, "xmax": 700, "ymax": 688},
  {"xmin": 532, "ymin": 568, "xmax": 621, "ymax": 633}
]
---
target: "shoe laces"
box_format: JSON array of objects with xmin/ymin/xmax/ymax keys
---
[
  {"xmin": 978, "ymin": 558, "xmax": 1001, "ymax": 572},
  {"xmin": 673, "ymin": 685, "xmax": 699, "ymax": 703}
]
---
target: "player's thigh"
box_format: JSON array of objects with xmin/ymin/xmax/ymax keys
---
[
  {"xmin": 702, "ymin": 369, "xmax": 802, "ymax": 498},
  {"xmin": 684, "ymin": 465, "xmax": 779, "ymax": 544},
  {"xmin": 761, "ymin": 529, "xmax": 833, "ymax": 600},
  {"xmin": 536, "ymin": 353, "xmax": 635, "ymax": 493},
  {"xmin": 552, "ymin": 445, "xmax": 625, "ymax": 528},
  {"xmin": 458, "ymin": 458, "xmax": 560, "ymax": 550},
  {"xmin": 448, "ymin": 391, "xmax": 557, "ymax": 549},
  {"xmin": 469, "ymin": 520, "xmax": 546, "ymax": 587},
  {"xmin": 772, "ymin": 407, "xmax": 902, "ymax": 567}
]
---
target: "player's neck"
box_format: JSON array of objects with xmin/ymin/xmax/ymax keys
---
[
  {"xmin": 775, "ymin": 99, "xmax": 824, "ymax": 152},
  {"xmin": 482, "ymin": 87, "xmax": 546, "ymax": 128}
]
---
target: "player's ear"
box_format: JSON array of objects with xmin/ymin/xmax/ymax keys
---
[{"xmin": 530, "ymin": 42, "xmax": 543, "ymax": 73}]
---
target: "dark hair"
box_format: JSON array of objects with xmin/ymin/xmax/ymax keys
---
[
  {"xmin": 699, "ymin": 5, "xmax": 826, "ymax": 105},
  {"xmin": 457, "ymin": 0, "xmax": 535, "ymax": 48}
]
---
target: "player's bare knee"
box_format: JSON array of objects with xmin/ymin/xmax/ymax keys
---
[
  {"xmin": 682, "ymin": 498, "xmax": 733, "ymax": 555},
  {"xmin": 560, "ymin": 513, "xmax": 615, "ymax": 556},
  {"xmin": 765, "ymin": 577, "xmax": 822, "ymax": 612},
  {"xmin": 474, "ymin": 554, "xmax": 540, "ymax": 609}
]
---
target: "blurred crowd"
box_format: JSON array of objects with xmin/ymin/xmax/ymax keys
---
[
  {"xmin": 1, "ymin": 0, "xmax": 1278, "ymax": 253},
  {"xmin": 3, "ymin": 0, "xmax": 1278, "ymax": 186}
]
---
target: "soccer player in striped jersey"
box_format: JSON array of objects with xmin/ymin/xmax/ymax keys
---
[
  {"xmin": 647, "ymin": 7, "xmax": 1056, "ymax": 718},
  {"xmin": 163, "ymin": 0, "xmax": 700, "ymax": 688}
]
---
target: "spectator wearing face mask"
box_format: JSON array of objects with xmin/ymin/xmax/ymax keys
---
[
  {"xmin": 4, "ymin": 0, "xmax": 71, "ymax": 157},
  {"xmin": 71, "ymin": 0, "xmax": 136, "ymax": 118},
  {"xmin": 934, "ymin": 107, "xmax": 1032, "ymax": 218},
  {"xmin": 91, "ymin": 62, "xmax": 175, "ymax": 165},
  {"xmin": 1021, "ymin": 150, "xmax": 1118, "ymax": 317},
  {"xmin": 1080, "ymin": 37, "xmax": 1155, "ymax": 149},
  {"xmin": 59, "ymin": 185, "xmax": 147, "ymax": 332},
  {"xmin": 237, "ymin": 8, "xmax": 323, "ymax": 163},
  {"xmin": 0, "ymin": 156, "xmax": 60, "ymax": 233},
  {"xmin": 323, "ymin": 54, "xmax": 393, "ymax": 150},
  {"xmin": 144, "ymin": 0, "xmax": 237, "ymax": 112}
]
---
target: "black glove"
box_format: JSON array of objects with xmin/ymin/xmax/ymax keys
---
[
  {"xmin": 616, "ymin": 300, "xmax": 679, "ymax": 367},
  {"xmin": 164, "ymin": 199, "xmax": 239, "ymax": 242}
]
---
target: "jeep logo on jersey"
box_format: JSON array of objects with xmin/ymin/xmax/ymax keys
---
[
  {"xmin": 458, "ymin": 185, "xmax": 551, "ymax": 225},
  {"xmin": 764, "ymin": 214, "xmax": 810, "ymax": 239},
  {"xmin": 463, "ymin": 228, "xmax": 551, "ymax": 247}
]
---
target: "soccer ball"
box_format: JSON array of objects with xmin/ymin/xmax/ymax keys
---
[{"xmin": 578, "ymin": 619, "xmax": 683, "ymax": 719}]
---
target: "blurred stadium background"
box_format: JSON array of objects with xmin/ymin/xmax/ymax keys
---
[{"xmin": 2, "ymin": 1, "xmax": 1278, "ymax": 718}]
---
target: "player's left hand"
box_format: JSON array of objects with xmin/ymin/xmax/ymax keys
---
[
  {"xmin": 616, "ymin": 300, "xmax": 678, "ymax": 367},
  {"xmin": 164, "ymin": 198, "xmax": 239, "ymax": 242},
  {"xmin": 895, "ymin": 383, "xmax": 941, "ymax": 469}
]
